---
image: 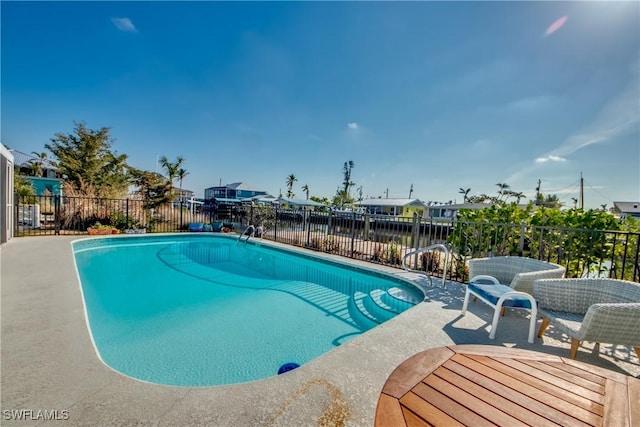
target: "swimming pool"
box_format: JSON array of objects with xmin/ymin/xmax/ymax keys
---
[{"xmin": 72, "ymin": 234, "xmax": 424, "ymax": 386}]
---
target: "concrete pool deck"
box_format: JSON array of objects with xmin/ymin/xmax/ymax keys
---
[{"xmin": 1, "ymin": 235, "xmax": 638, "ymax": 426}]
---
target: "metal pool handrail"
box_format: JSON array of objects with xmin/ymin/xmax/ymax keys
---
[
  {"xmin": 401, "ymin": 244, "xmax": 451, "ymax": 288},
  {"xmin": 238, "ymin": 225, "xmax": 255, "ymax": 242}
]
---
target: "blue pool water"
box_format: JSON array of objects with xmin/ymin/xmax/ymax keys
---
[{"xmin": 72, "ymin": 234, "xmax": 423, "ymax": 386}]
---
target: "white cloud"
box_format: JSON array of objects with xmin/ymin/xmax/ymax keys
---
[
  {"xmin": 506, "ymin": 64, "xmax": 639, "ymax": 183},
  {"xmin": 535, "ymin": 155, "xmax": 567, "ymax": 163},
  {"xmin": 550, "ymin": 72, "xmax": 639, "ymax": 159},
  {"xmin": 111, "ymin": 17, "xmax": 137, "ymax": 32},
  {"xmin": 347, "ymin": 122, "xmax": 359, "ymax": 129}
]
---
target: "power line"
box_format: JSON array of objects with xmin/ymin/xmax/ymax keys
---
[{"xmin": 583, "ymin": 179, "xmax": 615, "ymax": 204}]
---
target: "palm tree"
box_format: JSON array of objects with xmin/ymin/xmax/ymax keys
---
[
  {"xmin": 159, "ymin": 155, "xmax": 186, "ymax": 202},
  {"xmin": 571, "ymin": 197, "xmax": 578, "ymax": 209},
  {"xmin": 342, "ymin": 160, "xmax": 355, "ymax": 195},
  {"xmin": 502, "ymin": 190, "xmax": 517, "ymax": 201},
  {"xmin": 177, "ymin": 168, "xmax": 189, "ymax": 191},
  {"xmin": 159, "ymin": 156, "xmax": 177, "ymax": 183},
  {"xmin": 459, "ymin": 188, "xmax": 471, "ymax": 203},
  {"xmin": 496, "ymin": 183, "xmax": 510, "ymax": 200},
  {"xmin": 513, "ymin": 192, "xmax": 525, "ymax": 203},
  {"xmin": 29, "ymin": 151, "xmax": 48, "ymax": 177},
  {"xmin": 409, "ymin": 184, "xmax": 414, "ymax": 198},
  {"xmin": 286, "ymin": 174, "xmax": 297, "ymax": 198},
  {"xmin": 543, "ymin": 194, "xmax": 563, "ymax": 208},
  {"xmin": 302, "ymin": 184, "xmax": 309, "ymax": 200}
]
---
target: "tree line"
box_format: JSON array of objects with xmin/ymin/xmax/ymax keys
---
[{"xmin": 14, "ymin": 121, "xmax": 187, "ymax": 209}]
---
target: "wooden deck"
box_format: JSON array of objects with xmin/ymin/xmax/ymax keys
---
[{"xmin": 375, "ymin": 345, "xmax": 640, "ymax": 427}]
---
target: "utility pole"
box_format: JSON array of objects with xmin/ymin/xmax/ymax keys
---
[
  {"xmin": 386, "ymin": 188, "xmax": 389, "ymax": 199},
  {"xmin": 535, "ymin": 179, "xmax": 541, "ymax": 205},
  {"xmin": 580, "ymin": 172, "xmax": 584, "ymax": 210}
]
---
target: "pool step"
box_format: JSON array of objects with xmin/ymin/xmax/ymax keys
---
[
  {"xmin": 387, "ymin": 286, "xmax": 423, "ymax": 304},
  {"xmin": 364, "ymin": 290, "xmax": 398, "ymax": 322},
  {"xmin": 347, "ymin": 292, "xmax": 379, "ymax": 330},
  {"xmin": 350, "ymin": 288, "xmax": 420, "ymax": 328}
]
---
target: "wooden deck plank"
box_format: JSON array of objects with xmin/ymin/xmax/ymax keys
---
[
  {"xmin": 424, "ymin": 369, "xmax": 528, "ymax": 427},
  {"xmin": 382, "ymin": 347, "xmax": 455, "ymax": 398},
  {"xmin": 443, "ymin": 359, "xmax": 570, "ymax": 427},
  {"xmin": 492, "ymin": 358, "xmax": 604, "ymax": 414},
  {"xmin": 399, "ymin": 391, "xmax": 463, "ymax": 427},
  {"xmin": 375, "ymin": 393, "xmax": 407, "ymax": 427},
  {"xmin": 434, "ymin": 366, "xmax": 560, "ymax": 426},
  {"xmin": 525, "ymin": 361, "xmax": 608, "ymax": 387},
  {"xmin": 466, "ymin": 354, "xmax": 605, "ymax": 409},
  {"xmin": 451, "ymin": 355, "xmax": 597, "ymax": 427},
  {"xmin": 410, "ymin": 382, "xmax": 495, "ymax": 427},
  {"xmin": 603, "ymin": 379, "xmax": 630, "ymax": 427},
  {"xmin": 629, "ymin": 378, "xmax": 640, "ymax": 427},
  {"xmin": 401, "ymin": 407, "xmax": 433, "ymax": 427},
  {"xmin": 448, "ymin": 344, "xmax": 561, "ymax": 361},
  {"xmin": 562, "ymin": 358, "xmax": 630, "ymax": 384},
  {"xmin": 375, "ymin": 346, "xmax": 634, "ymax": 427}
]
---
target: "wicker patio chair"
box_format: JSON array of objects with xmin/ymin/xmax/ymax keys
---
[
  {"xmin": 462, "ymin": 256, "xmax": 565, "ymax": 343},
  {"xmin": 534, "ymin": 278, "xmax": 640, "ymax": 360}
]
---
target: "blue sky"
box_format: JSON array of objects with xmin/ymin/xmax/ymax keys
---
[{"xmin": 2, "ymin": 1, "xmax": 638, "ymax": 209}]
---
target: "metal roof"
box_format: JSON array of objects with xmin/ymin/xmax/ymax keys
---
[
  {"xmin": 429, "ymin": 202, "xmax": 494, "ymax": 210},
  {"xmin": 356, "ymin": 198, "xmax": 426, "ymax": 207},
  {"xmin": 9, "ymin": 149, "xmax": 57, "ymax": 169},
  {"xmin": 614, "ymin": 201, "xmax": 640, "ymax": 213},
  {"xmin": 226, "ymin": 182, "xmax": 263, "ymax": 191},
  {"xmin": 278, "ymin": 197, "xmax": 324, "ymax": 207},
  {"xmin": 214, "ymin": 197, "xmax": 242, "ymax": 203}
]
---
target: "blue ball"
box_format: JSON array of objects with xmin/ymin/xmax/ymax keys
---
[{"xmin": 277, "ymin": 363, "xmax": 300, "ymax": 375}]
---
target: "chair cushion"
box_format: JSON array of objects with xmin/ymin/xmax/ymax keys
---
[
  {"xmin": 468, "ymin": 282, "xmax": 533, "ymax": 309},
  {"xmin": 537, "ymin": 308, "xmax": 585, "ymax": 338}
]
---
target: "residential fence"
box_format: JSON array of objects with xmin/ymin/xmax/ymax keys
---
[{"xmin": 14, "ymin": 194, "xmax": 640, "ymax": 283}]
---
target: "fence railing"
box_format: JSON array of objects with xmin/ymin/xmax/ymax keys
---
[
  {"xmin": 14, "ymin": 194, "xmax": 640, "ymax": 282},
  {"xmin": 243, "ymin": 206, "xmax": 639, "ymax": 282},
  {"xmin": 13, "ymin": 194, "xmax": 244, "ymax": 236}
]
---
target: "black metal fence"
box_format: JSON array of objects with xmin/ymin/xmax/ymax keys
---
[
  {"xmin": 241, "ymin": 206, "xmax": 639, "ymax": 282},
  {"xmin": 14, "ymin": 194, "xmax": 640, "ymax": 282},
  {"xmin": 447, "ymin": 220, "xmax": 640, "ymax": 282},
  {"xmin": 14, "ymin": 194, "xmax": 244, "ymax": 235}
]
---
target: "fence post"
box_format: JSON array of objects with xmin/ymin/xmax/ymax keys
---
[
  {"xmin": 411, "ymin": 212, "xmax": 419, "ymax": 249},
  {"xmin": 54, "ymin": 195, "xmax": 61, "ymax": 235},
  {"xmin": 126, "ymin": 198, "xmax": 130, "ymax": 228},
  {"xmin": 306, "ymin": 210, "xmax": 312, "ymax": 247},
  {"xmin": 350, "ymin": 212, "xmax": 356, "ymax": 258},
  {"xmin": 180, "ymin": 201, "xmax": 184, "ymax": 231},
  {"xmin": 274, "ymin": 207, "xmax": 278, "ymax": 241},
  {"xmin": 519, "ymin": 220, "xmax": 526, "ymax": 256}
]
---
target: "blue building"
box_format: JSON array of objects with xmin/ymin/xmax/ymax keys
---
[
  {"xmin": 204, "ymin": 182, "xmax": 268, "ymax": 202},
  {"xmin": 10, "ymin": 149, "xmax": 63, "ymax": 196}
]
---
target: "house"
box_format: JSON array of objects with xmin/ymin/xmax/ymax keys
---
[
  {"xmin": 277, "ymin": 197, "xmax": 324, "ymax": 210},
  {"xmin": 613, "ymin": 201, "xmax": 640, "ymax": 220},
  {"xmin": 355, "ymin": 198, "xmax": 427, "ymax": 217},
  {"xmin": 9, "ymin": 149, "xmax": 63, "ymax": 196},
  {"xmin": 204, "ymin": 182, "xmax": 268, "ymax": 202},
  {"xmin": 1, "ymin": 143, "xmax": 14, "ymax": 243},
  {"xmin": 427, "ymin": 202, "xmax": 494, "ymax": 219}
]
